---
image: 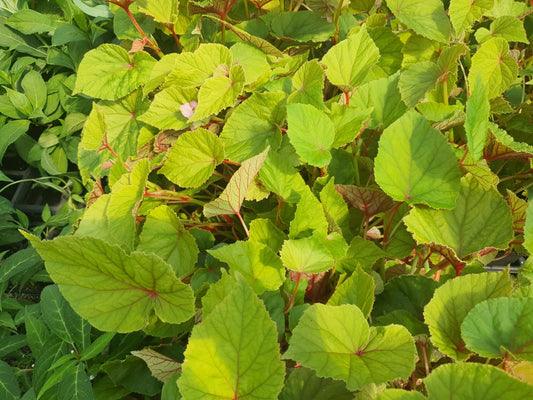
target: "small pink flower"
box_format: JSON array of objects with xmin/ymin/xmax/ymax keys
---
[{"xmin": 180, "ymin": 101, "xmax": 198, "ymax": 119}]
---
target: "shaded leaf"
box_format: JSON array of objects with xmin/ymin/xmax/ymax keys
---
[
  {"xmin": 279, "ymin": 367, "xmax": 353, "ymax": 400},
  {"xmin": 132, "ymin": 348, "xmax": 181, "ymax": 383},
  {"xmin": 449, "ymin": 0, "xmax": 494, "ymax": 35},
  {"xmin": 328, "ymin": 267, "xmax": 375, "ymax": 318},
  {"xmin": 335, "ymin": 185, "xmax": 394, "ymax": 219}
]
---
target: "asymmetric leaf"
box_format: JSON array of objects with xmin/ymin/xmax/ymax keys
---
[
  {"xmin": 469, "ymin": 38, "xmax": 518, "ymax": 99},
  {"xmin": 284, "ymin": 304, "xmax": 416, "ymax": 391},
  {"xmin": 328, "ymin": 267, "xmax": 375, "ymax": 318},
  {"xmin": 74, "ymin": 44, "xmax": 156, "ymax": 100},
  {"xmin": 449, "ymin": 0, "xmax": 493, "ymax": 35},
  {"xmin": 329, "ymin": 103, "xmax": 372, "ymax": 148},
  {"xmin": 475, "ymin": 16, "xmax": 529, "ymax": 43},
  {"xmin": 25, "ymin": 235, "xmax": 195, "ymax": 333},
  {"xmin": 289, "ymin": 188, "xmax": 329, "ymax": 240},
  {"xmin": 404, "ymin": 175, "xmax": 513, "ymax": 260},
  {"xmin": 335, "ymin": 185, "xmax": 394, "ymax": 219},
  {"xmin": 204, "ymin": 147, "xmax": 269, "ymax": 218},
  {"xmin": 424, "ymin": 271, "xmax": 512, "ymax": 360},
  {"xmin": 288, "ymin": 60, "xmax": 326, "ymax": 110},
  {"xmin": 336, "ymin": 236, "xmax": 385, "ymax": 273},
  {"xmin": 464, "ymin": 76, "xmax": 490, "ymax": 161},
  {"xmin": 461, "ymin": 297, "xmax": 533, "ymax": 360},
  {"xmin": 281, "ymin": 235, "xmax": 337, "ymax": 274},
  {"xmin": 137, "ymin": 205, "xmax": 199, "ymax": 278},
  {"xmin": 375, "ymin": 110, "xmax": 461, "ymax": 208},
  {"xmin": 322, "ymin": 26, "xmax": 380, "ymax": 91},
  {"xmin": 425, "ymin": 363, "xmax": 533, "ymax": 399},
  {"xmin": 385, "ymin": 0, "xmax": 451, "ymax": 43},
  {"xmin": 398, "ymin": 61, "xmax": 440, "ymax": 107},
  {"xmin": 230, "ymin": 42, "xmax": 270, "ymax": 85},
  {"xmin": 178, "ymin": 281, "xmax": 285, "ymax": 399},
  {"xmin": 286, "ymin": 103, "xmax": 335, "ymax": 167},
  {"xmin": 160, "ymin": 128, "xmax": 224, "ymax": 188},
  {"xmin": 131, "ymin": 348, "xmax": 180, "ymax": 383}
]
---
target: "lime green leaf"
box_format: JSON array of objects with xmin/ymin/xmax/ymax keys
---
[
  {"xmin": 286, "ymin": 103, "xmax": 335, "ymax": 167},
  {"xmin": 220, "ymin": 91, "xmax": 285, "ymax": 162},
  {"xmin": 25, "ymin": 234, "xmax": 195, "ymax": 333},
  {"xmin": 465, "ymin": 76, "xmax": 490, "ymax": 161},
  {"xmin": 449, "ymin": 0, "xmax": 493, "ymax": 35},
  {"xmin": 204, "ymin": 147, "xmax": 269, "ymax": 218},
  {"xmin": 249, "ymin": 218, "xmax": 286, "ymax": 253},
  {"xmin": 524, "ymin": 201, "xmax": 533, "ymax": 255},
  {"xmin": 281, "ymin": 234, "xmax": 345, "ymax": 274},
  {"xmin": 398, "ymin": 61, "xmax": 440, "ymax": 107},
  {"xmin": 230, "ymin": 42, "xmax": 270, "ymax": 85},
  {"xmin": 132, "ymin": 348, "xmax": 180, "ymax": 383},
  {"xmin": 350, "ymin": 73, "xmax": 406, "ymax": 130},
  {"xmin": 262, "ymin": 11, "xmax": 335, "ymax": 42},
  {"xmin": 329, "ymin": 104, "xmax": 372, "ymax": 148},
  {"xmin": 328, "ymin": 267, "xmax": 375, "ymax": 318},
  {"xmin": 425, "ymin": 363, "xmax": 533, "ymax": 400},
  {"xmin": 165, "ymin": 43, "xmax": 233, "ymax": 88},
  {"xmin": 137, "ymin": 205, "xmax": 199, "ymax": 278},
  {"xmin": 487, "ymin": 0, "xmax": 529, "ymax": 18},
  {"xmin": 136, "ymin": 0, "xmax": 179, "ymax": 26},
  {"xmin": 335, "ymin": 185, "xmax": 394, "ymax": 219},
  {"xmin": 461, "ymin": 297, "xmax": 533, "ymax": 360},
  {"xmin": 404, "ymin": 175, "xmax": 513, "ymax": 260},
  {"xmin": 191, "ymin": 64, "xmax": 245, "ymax": 122},
  {"xmin": 375, "ymin": 110, "xmax": 461, "ymax": 208},
  {"xmin": 279, "ymin": 367, "xmax": 353, "ymax": 400},
  {"xmin": 5, "ymin": 9, "xmax": 58, "ymax": 34},
  {"xmin": 0, "ymin": 360, "xmax": 21, "ymax": 400},
  {"xmin": 208, "ymin": 240, "xmax": 284, "ymax": 294},
  {"xmin": 288, "ymin": 60, "xmax": 326, "ymax": 110},
  {"xmin": 476, "ymin": 16, "xmax": 529, "ymax": 43},
  {"xmin": 0, "ymin": 19, "xmax": 46, "ymax": 58},
  {"xmin": 469, "ymin": 37, "xmax": 519, "ymax": 99},
  {"xmin": 424, "ymin": 271, "xmax": 512, "ymax": 360},
  {"xmin": 368, "ymin": 27, "xmax": 404, "ymax": 75},
  {"xmin": 284, "ymin": 304, "xmax": 416, "ymax": 391},
  {"xmin": 76, "ymin": 159, "xmax": 150, "ymax": 251},
  {"xmin": 138, "ymin": 86, "xmax": 197, "ymax": 130},
  {"xmin": 74, "ymin": 44, "xmax": 156, "ymax": 100},
  {"xmin": 377, "ymin": 389, "xmax": 426, "ymax": 400},
  {"xmin": 486, "ymin": 123, "xmax": 533, "ymax": 160},
  {"xmin": 160, "ymin": 128, "xmax": 224, "ymax": 188},
  {"xmin": 178, "ymin": 280, "xmax": 285, "ymax": 399},
  {"xmin": 201, "ymin": 269, "xmax": 235, "ymax": 317},
  {"xmin": 385, "ymin": 0, "xmax": 451, "ymax": 42},
  {"xmin": 320, "ymin": 180, "xmax": 351, "ymax": 239},
  {"xmin": 144, "ymin": 53, "xmax": 179, "ymax": 94},
  {"xmin": 289, "ymin": 188, "xmax": 329, "ymax": 240},
  {"xmin": 337, "ymin": 236, "xmax": 385, "ymax": 273},
  {"xmin": 322, "ymin": 26, "xmax": 380, "ymax": 92}
]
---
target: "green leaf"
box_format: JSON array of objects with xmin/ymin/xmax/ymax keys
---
[
  {"xmin": 178, "ymin": 280, "xmax": 285, "ymax": 399},
  {"xmin": 461, "ymin": 297, "xmax": 533, "ymax": 360},
  {"xmin": 328, "ymin": 267, "xmax": 375, "ymax": 318},
  {"xmin": 204, "ymin": 147, "xmax": 269, "ymax": 218},
  {"xmin": 208, "ymin": 240, "xmax": 285, "ymax": 294},
  {"xmin": 279, "ymin": 367, "xmax": 353, "ymax": 400},
  {"xmin": 287, "ymin": 60, "xmax": 326, "ymax": 110},
  {"xmin": 284, "ymin": 304, "xmax": 416, "ymax": 391},
  {"xmin": 0, "ymin": 335, "xmax": 26, "ymax": 358},
  {"xmin": 57, "ymin": 364, "xmax": 94, "ymax": 400},
  {"xmin": 423, "ymin": 270, "xmax": 512, "ymax": 360},
  {"xmin": 377, "ymin": 389, "xmax": 427, "ymax": 400},
  {"xmin": 0, "ymin": 20, "xmax": 47, "ymax": 58},
  {"xmin": 21, "ymin": 70, "xmax": 47, "ymax": 111},
  {"xmin": 0, "ymin": 360, "xmax": 20, "ymax": 400},
  {"xmin": 289, "ymin": 187, "xmax": 329, "ymax": 240},
  {"xmin": 201, "ymin": 269, "xmax": 235, "ymax": 317},
  {"xmin": 5, "ymin": 9, "xmax": 58, "ymax": 34},
  {"xmin": 0, "ymin": 246, "xmax": 40, "ymax": 284},
  {"xmin": 220, "ymin": 91, "xmax": 285, "ymax": 163},
  {"xmin": 487, "ymin": 0, "xmax": 529, "ymax": 18},
  {"xmin": 320, "ymin": 180, "xmax": 351, "ymax": 239},
  {"xmin": 398, "ymin": 61, "xmax": 440, "ymax": 107},
  {"xmin": 137, "ymin": 86, "xmax": 197, "ymax": 131},
  {"xmin": 249, "ymin": 218, "xmax": 286, "ymax": 253},
  {"xmin": 286, "ymin": 103, "xmax": 335, "ymax": 167},
  {"xmin": 262, "ymin": 11, "xmax": 335, "ymax": 42},
  {"xmin": 165, "ymin": 44, "xmax": 233, "ymax": 88},
  {"xmin": 329, "ymin": 103, "xmax": 372, "ymax": 148},
  {"xmin": 465, "ymin": 76, "xmax": 490, "ymax": 161},
  {"xmin": 404, "ymin": 175, "xmax": 513, "ymax": 260},
  {"xmin": 449, "ymin": 0, "xmax": 494, "ymax": 35},
  {"xmin": 367, "ymin": 27, "xmax": 404, "ymax": 75},
  {"xmin": 79, "ymin": 332, "xmax": 116, "ymax": 361},
  {"xmin": 102, "ymin": 356, "xmax": 162, "ymax": 396},
  {"xmin": 230, "ymin": 42, "xmax": 270, "ymax": 85},
  {"xmin": 524, "ymin": 201, "xmax": 533, "ymax": 255},
  {"xmin": 486, "ymin": 123, "xmax": 533, "ymax": 159},
  {"xmin": 425, "ymin": 363, "xmax": 533, "ymax": 399},
  {"xmin": 321, "ymin": 26, "xmax": 380, "ymax": 92},
  {"xmin": 136, "ymin": 0, "xmax": 179, "ymax": 26},
  {"xmin": 137, "ymin": 205, "xmax": 199, "ymax": 278},
  {"xmin": 336, "ymin": 236, "xmax": 385, "ymax": 273},
  {"xmin": 385, "ymin": 0, "xmax": 451, "ymax": 42},
  {"xmin": 468, "ymin": 38, "xmax": 519, "ymax": 99},
  {"xmin": 75, "ymin": 159, "xmax": 150, "ymax": 251},
  {"xmin": 25, "ymin": 311, "xmax": 50, "ymax": 358},
  {"xmin": 191, "ymin": 64, "xmax": 245, "ymax": 121},
  {"xmin": 25, "ymin": 234, "xmax": 195, "ymax": 333},
  {"xmin": 131, "ymin": 348, "xmax": 180, "ymax": 383},
  {"xmin": 350, "ymin": 73, "xmax": 406, "ymax": 130},
  {"xmin": 375, "ymin": 109, "xmax": 461, "ymax": 208},
  {"xmin": 475, "ymin": 16, "xmax": 529, "ymax": 43},
  {"xmin": 73, "ymin": 44, "xmax": 156, "ymax": 100},
  {"xmin": 40, "ymin": 285, "xmax": 90, "ymax": 349},
  {"xmin": 160, "ymin": 128, "xmax": 224, "ymax": 188}
]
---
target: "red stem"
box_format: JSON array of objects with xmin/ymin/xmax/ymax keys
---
[
  {"xmin": 236, "ymin": 212, "xmax": 249, "ymax": 237},
  {"xmin": 382, "ymin": 202, "xmax": 403, "ymax": 244},
  {"xmin": 344, "ymin": 91, "xmax": 350, "ymax": 105},
  {"xmin": 169, "ymin": 26, "xmax": 183, "ymax": 51},
  {"xmin": 123, "ymin": 5, "xmax": 161, "ymax": 54},
  {"xmin": 284, "ymin": 272, "xmax": 302, "ymax": 313}
]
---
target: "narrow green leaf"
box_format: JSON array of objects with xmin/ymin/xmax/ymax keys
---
[
  {"xmin": 57, "ymin": 363, "xmax": 94, "ymax": 400},
  {"xmin": 0, "ymin": 334, "xmax": 27, "ymax": 358},
  {"xmin": 0, "ymin": 20, "xmax": 47, "ymax": 58},
  {"xmin": 80, "ymin": 332, "xmax": 116, "ymax": 361},
  {"xmin": 73, "ymin": 44, "xmax": 156, "ymax": 100},
  {"xmin": 424, "ymin": 271, "xmax": 512, "ymax": 360},
  {"xmin": 284, "ymin": 304, "xmax": 416, "ymax": 391},
  {"xmin": 449, "ymin": 0, "xmax": 494, "ymax": 35},
  {"xmin": 328, "ymin": 267, "xmax": 375, "ymax": 318},
  {"xmin": 425, "ymin": 363, "xmax": 533, "ymax": 399},
  {"xmin": 204, "ymin": 147, "xmax": 269, "ymax": 218},
  {"xmin": 465, "ymin": 76, "xmax": 490, "ymax": 161},
  {"xmin": 25, "ymin": 310, "xmax": 50, "ymax": 357},
  {"xmin": 286, "ymin": 103, "xmax": 334, "ymax": 167},
  {"xmin": 322, "ymin": 26, "xmax": 380, "ymax": 92},
  {"xmin": 178, "ymin": 280, "xmax": 285, "ymax": 399},
  {"xmin": 0, "ymin": 360, "xmax": 20, "ymax": 400},
  {"xmin": 0, "ymin": 247, "xmax": 40, "ymax": 284},
  {"xmin": 160, "ymin": 128, "xmax": 224, "ymax": 188},
  {"xmin": 375, "ymin": 110, "xmax": 461, "ymax": 208},
  {"xmin": 25, "ymin": 234, "xmax": 195, "ymax": 333},
  {"xmin": 385, "ymin": 0, "xmax": 451, "ymax": 42},
  {"xmin": 131, "ymin": 348, "xmax": 180, "ymax": 383},
  {"xmin": 5, "ymin": 9, "xmax": 58, "ymax": 34}
]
